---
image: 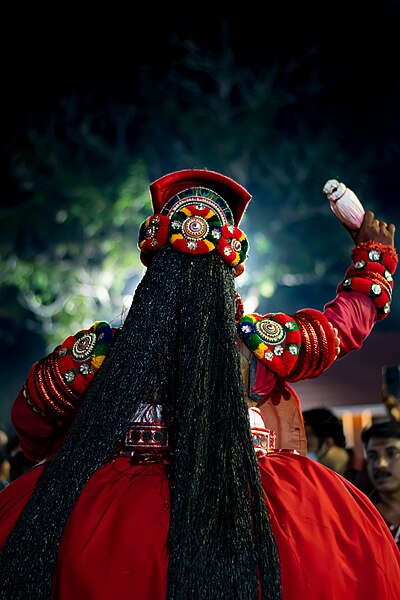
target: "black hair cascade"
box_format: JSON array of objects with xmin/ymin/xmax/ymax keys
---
[{"xmin": 0, "ymin": 246, "xmax": 281, "ymax": 600}]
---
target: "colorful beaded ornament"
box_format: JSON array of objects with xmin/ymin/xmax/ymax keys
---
[
  {"xmin": 138, "ymin": 186, "xmax": 249, "ymax": 267},
  {"xmin": 338, "ymin": 241, "xmax": 398, "ymax": 319},
  {"xmin": 238, "ymin": 309, "xmax": 338, "ymax": 381},
  {"xmin": 237, "ymin": 312, "xmax": 301, "ymax": 377},
  {"xmin": 23, "ymin": 321, "xmax": 115, "ymax": 424}
]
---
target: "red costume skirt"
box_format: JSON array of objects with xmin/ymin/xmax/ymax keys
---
[{"xmin": 0, "ymin": 452, "xmax": 399, "ymax": 599}]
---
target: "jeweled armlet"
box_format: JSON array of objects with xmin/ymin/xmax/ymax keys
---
[
  {"xmin": 20, "ymin": 321, "xmax": 115, "ymax": 424},
  {"xmin": 287, "ymin": 309, "xmax": 337, "ymax": 382},
  {"xmin": 237, "ymin": 308, "xmax": 337, "ymax": 382},
  {"xmin": 337, "ymin": 241, "xmax": 398, "ymax": 320}
]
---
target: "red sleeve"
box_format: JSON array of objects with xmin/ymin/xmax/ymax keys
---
[
  {"xmin": 11, "ymin": 391, "xmax": 67, "ymax": 461},
  {"xmin": 324, "ymin": 291, "xmax": 376, "ymax": 358},
  {"xmin": 10, "ymin": 321, "xmax": 116, "ymax": 462}
]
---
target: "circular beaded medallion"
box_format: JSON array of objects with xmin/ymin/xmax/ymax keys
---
[
  {"xmin": 72, "ymin": 332, "xmax": 97, "ymax": 361},
  {"xmin": 182, "ymin": 215, "xmax": 209, "ymax": 240},
  {"xmin": 255, "ymin": 319, "xmax": 286, "ymax": 345}
]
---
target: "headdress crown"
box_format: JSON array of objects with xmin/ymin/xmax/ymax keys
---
[{"xmin": 138, "ymin": 169, "xmax": 251, "ymax": 271}]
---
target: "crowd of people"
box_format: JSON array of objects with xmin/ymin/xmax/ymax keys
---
[
  {"xmin": 302, "ymin": 402, "xmax": 400, "ymax": 552},
  {"xmin": 0, "ymin": 168, "xmax": 399, "ymax": 599}
]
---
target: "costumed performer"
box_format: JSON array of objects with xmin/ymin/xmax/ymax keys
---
[{"xmin": 0, "ymin": 168, "xmax": 399, "ymax": 600}]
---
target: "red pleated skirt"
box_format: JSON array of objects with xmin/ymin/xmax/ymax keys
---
[{"xmin": 0, "ymin": 452, "xmax": 399, "ymax": 599}]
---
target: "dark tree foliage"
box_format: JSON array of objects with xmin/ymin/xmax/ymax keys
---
[{"xmin": 1, "ymin": 10, "xmax": 400, "ymax": 425}]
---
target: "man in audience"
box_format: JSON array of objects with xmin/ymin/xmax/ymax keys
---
[
  {"xmin": 4, "ymin": 434, "xmax": 36, "ymax": 482},
  {"xmin": 302, "ymin": 406, "xmax": 367, "ymax": 487},
  {"xmin": 303, "ymin": 407, "xmax": 351, "ymax": 475},
  {"xmin": 362, "ymin": 419, "xmax": 400, "ymax": 550}
]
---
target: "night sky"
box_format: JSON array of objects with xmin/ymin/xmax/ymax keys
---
[
  {"xmin": 2, "ymin": 3, "xmax": 400, "ymax": 204},
  {"xmin": 3, "ymin": 6, "xmax": 399, "ymax": 122}
]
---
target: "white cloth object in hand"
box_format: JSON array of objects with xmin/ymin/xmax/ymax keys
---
[{"xmin": 323, "ymin": 179, "xmax": 365, "ymax": 230}]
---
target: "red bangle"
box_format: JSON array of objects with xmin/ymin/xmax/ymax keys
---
[
  {"xmin": 289, "ymin": 319, "xmax": 313, "ymax": 381},
  {"xmin": 338, "ymin": 242, "xmax": 397, "ymax": 320},
  {"xmin": 351, "ymin": 241, "xmax": 398, "ymax": 274},
  {"xmin": 287, "ymin": 309, "xmax": 337, "ymax": 382}
]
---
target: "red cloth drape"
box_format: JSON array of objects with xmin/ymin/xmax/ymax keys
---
[{"xmin": 1, "ymin": 453, "xmax": 399, "ymax": 599}]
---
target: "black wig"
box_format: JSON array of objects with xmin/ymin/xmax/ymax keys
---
[{"xmin": 0, "ymin": 246, "xmax": 281, "ymax": 600}]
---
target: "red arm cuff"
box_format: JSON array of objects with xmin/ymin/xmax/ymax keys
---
[
  {"xmin": 337, "ymin": 242, "xmax": 398, "ymax": 320},
  {"xmin": 11, "ymin": 390, "xmax": 67, "ymax": 461},
  {"xmin": 22, "ymin": 321, "xmax": 114, "ymax": 426},
  {"xmin": 12, "ymin": 321, "xmax": 116, "ymax": 462},
  {"xmin": 287, "ymin": 309, "xmax": 337, "ymax": 382}
]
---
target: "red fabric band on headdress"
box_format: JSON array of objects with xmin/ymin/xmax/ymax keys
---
[{"xmin": 150, "ymin": 169, "xmax": 251, "ymax": 226}]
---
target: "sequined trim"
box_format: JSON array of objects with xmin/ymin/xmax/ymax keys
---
[
  {"xmin": 251, "ymin": 426, "xmax": 276, "ymax": 455},
  {"xmin": 118, "ymin": 423, "xmax": 170, "ymax": 458},
  {"xmin": 117, "ymin": 419, "xmax": 278, "ymax": 460}
]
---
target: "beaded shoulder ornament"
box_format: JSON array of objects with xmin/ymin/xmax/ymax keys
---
[
  {"xmin": 237, "ymin": 308, "xmax": 338, "ymax": 381},
  {"xmin": 237, "ymin": 312, "xmax": 301, "ymax": 377},
  {"xmin": 21, "ymin": 321, "xmax": 115, "ymax": 425}
]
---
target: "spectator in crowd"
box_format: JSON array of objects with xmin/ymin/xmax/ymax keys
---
[
  {"xmin": 381, "ymin": 369, "xmax": 400, "ymax": 421},
  {"xmin": 383, "ymin": 394, "xmax": 400, "ymax": 421},
  {"xmin": 303, "ymin": 407, "xmax": 351, "ymax": 474},
  {"xmin": 0, "ymin": 427, "xmax": 8, "ymax": 448},
  {"xmin": 302, "ymin": 406, "xmax": 368, "ymax": 488},
  {"xmin": 0, "ymin": 448, "xmax": 10, "ymax": 492},
  {"xmin": 362, "ymin": 419, "xmax": 400, "ymax": 550}
]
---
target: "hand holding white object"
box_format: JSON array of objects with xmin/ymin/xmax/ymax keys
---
[
  {"xmin": 323, "ymin": 179, "xmax": 365, "ymax": 230},
  {"xmin": 323, "ymin": 178, "xmax": 395, "ymax": 247}
]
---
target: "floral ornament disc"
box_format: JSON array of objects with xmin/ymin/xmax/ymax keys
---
[
  {"xmin": 217, "ymin": 225, "xmax": 249, "ymax": 266},
  {"xmin": 238, "ymin": 312, "xmax": 301, "ymax": 377},
  {"xmin": 168, "ymin": 203, "xmax": 223, "ymax": 254}
]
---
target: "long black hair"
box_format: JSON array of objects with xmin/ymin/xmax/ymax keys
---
[{"xmin": 0, "ymin": 246, "xmax": 281, "ymax": 599}]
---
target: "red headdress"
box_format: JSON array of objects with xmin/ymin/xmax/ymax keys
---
[{"xmin": 138, "ymin": 168, "xmax": 252, "ymax": 275}]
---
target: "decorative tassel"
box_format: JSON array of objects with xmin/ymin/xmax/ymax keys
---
[{"xmin": 323, "ymin": 179, "xmax": 365, "ymax": 230}]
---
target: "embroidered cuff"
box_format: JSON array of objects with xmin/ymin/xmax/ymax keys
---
[
  {"xmin": 22, "ymin": 321, "xmax": 114, "ymax": 424},
  {"xmin": 337, "ymin": 242, "xmax": 398, "ymax": 320}
]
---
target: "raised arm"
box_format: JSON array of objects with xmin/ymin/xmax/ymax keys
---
[{"xmin": 325, "ymin": 210, "xmax": 397, "ymax": 358}]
